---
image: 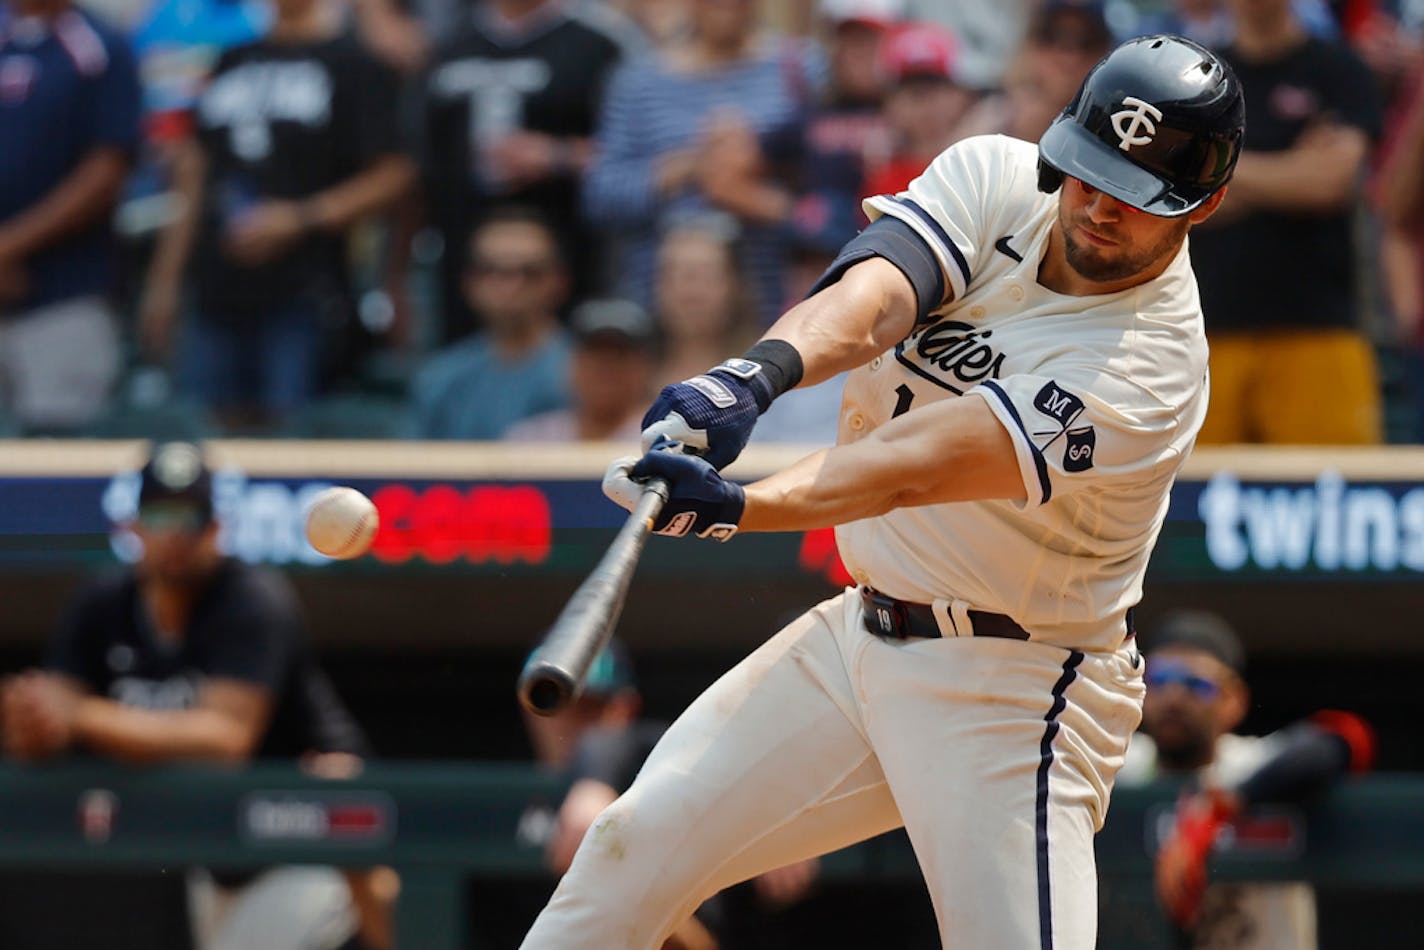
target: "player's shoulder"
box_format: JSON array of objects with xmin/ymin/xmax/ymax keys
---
[
  {"xmin": 914, "ymin": 134, "xmax": 1046, "ymax": 227},
  {"xmin": 926, "ymin": 134, "xmax": 1039, "ymax": 186},
  {"xmin": 74, "ymin": 567, "xmax": 139, "ymax": 612},
  {"xmin": 1209, "ymin": 732, "xmax": 1274, "ymax": 785},
  {"xmin": 563, "ymin": 0, "xmax": 648, "ymax": 58},
  {"xmin": 214, "ymin": 559, "xmax": 301, "ymax": 618},
  {"xmin": 56, "ymin": 7, "xmax": 130, "ymax": 66}
]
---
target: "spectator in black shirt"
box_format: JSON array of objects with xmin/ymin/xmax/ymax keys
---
[
  {"xmin": 0, "ymin": 442, "xmax": 392, "ymax": 950},
  {"xmin": 416, "ymin": 0, "xmax": 636, "ymax": 342},
  {"xmin": 140, "ymin": 0, "xmax": 414, "ymax": 432},
  {"xmin": 1189, "ymin": 0, "xmax": 1384, "ymax": 444}
]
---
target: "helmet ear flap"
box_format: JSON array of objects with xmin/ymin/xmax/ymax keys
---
[{"xmin": 1037, "ymin": 160, "xmax": 1065, "ymax": 196}]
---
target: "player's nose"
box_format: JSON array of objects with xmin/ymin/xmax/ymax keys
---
[{"xmin": 1083, "ymin": 188, "xmax": 1125, "ymax": 223}]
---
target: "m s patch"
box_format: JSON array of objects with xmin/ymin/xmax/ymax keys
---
[
  {"xmin": 1064, "ymin": 427, "xmax": 1096, "ymax": 472},
  {"xmin": 1033, "ymin": 381, "xmax": 1084, "ymax": 426}
]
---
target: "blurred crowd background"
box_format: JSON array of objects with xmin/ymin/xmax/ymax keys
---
[
  {"xmin": 6, "ymin": 1, "xmax": 1424, "ymax": 946},
  {"xmin": 6, "ymin": 0, "xmax": 1424, "ymax": 445}
]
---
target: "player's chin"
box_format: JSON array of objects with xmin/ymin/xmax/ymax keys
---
[{"xmin": 1064, "ymin": 244, "xmax": 1140, "ymax": 283}]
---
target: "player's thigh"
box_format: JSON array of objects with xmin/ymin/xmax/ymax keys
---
[
  {"xmin": 858, "ymin": 636, "xmax": 1142, "ymax": 949},
  {"xmin": 1198, "ymin": 332, "xmax": 1255, "ymax": 445},
  {"xmin": 1255, "ymin": 329, "xmax": 1382, "ymax": 444},
  {"xmin": 197, "ymin": 866, "xmax": 356, "ymax": 950},
  {"xmin": 587, "ymin": 593, "xmax": 881, "ymax": 871}
]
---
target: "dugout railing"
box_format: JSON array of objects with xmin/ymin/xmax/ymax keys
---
[{"xmin": 0, "ymin": 763, "xmax": 1419, "ymax": 949}]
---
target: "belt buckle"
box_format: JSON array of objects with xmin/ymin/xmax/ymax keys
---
[{"xmin": 863, "ymin": 588, "xmax": 910, "ymax": 639}]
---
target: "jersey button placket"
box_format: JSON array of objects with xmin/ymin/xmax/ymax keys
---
[{"xmin": 1008, "ymin": 284, "xmax": 1025, "ymax": 302}]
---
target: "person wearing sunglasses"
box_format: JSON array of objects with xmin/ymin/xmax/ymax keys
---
[
  {"xmin": 408, "ymin": 206, "xmax": 574, "ymax": 440},
  {"xmin": 0, "ymin": 442, "xmax": 392, "ymax": 950},
  {"xmin": 1118, "ymin": 610, "xmax": 1375, "ymax": 948}
]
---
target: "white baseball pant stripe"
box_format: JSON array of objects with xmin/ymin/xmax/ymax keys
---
[{"xmin": 522, "ymin": 589, "xmax": 1144, "ymax": 949}]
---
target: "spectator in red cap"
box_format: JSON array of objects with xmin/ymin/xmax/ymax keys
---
[{"xmin": 861, "ymin": 21, "xmax": 974, "ymax": 198}]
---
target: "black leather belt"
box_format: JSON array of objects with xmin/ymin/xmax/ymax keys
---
[
  {"xmin": 858, "ymin": 586, "xmax": 1135, "ymax": 643},
  {"xmin": 859, "ymin": 586, "xmax": 1027, "ymax": 640}
]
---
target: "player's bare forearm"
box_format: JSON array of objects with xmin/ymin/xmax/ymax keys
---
[
  {"xmin": 740, "ymin": 395, "xmax": 1024, "ymax": 532},
  {"xmin": 305, "ymin": 155, "xmax": 416, "ymax": 233},
  {"xmin": 147, "ymin": 140, "xmax": 206, "ymax": 287},
  {"xmin": 757, "ymin": 257, "xmax": 918, "ymax": 388},
  {"xmin": 1381, "ymin": 96, "xmax": 1424, "ymax": 230},
  {"xmin": 73, "ymin": 684, "xmax": 270, "ymax": 764},
  {"xmin": 1227, "ymin": 129, "xmax": 1367, "ymax": 214},
  {"xmin": 0, "ymin": 148, "xmax": 131, "ymax": 260}
]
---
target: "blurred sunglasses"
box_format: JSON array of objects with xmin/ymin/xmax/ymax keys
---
[
  {"xmin": 1145, "ymin": 664, "xmax": 1221, "ymax": 700},
  {"xmin": 470, "ymin": 258, "xmax": 554, "ymax": 281},
  {"xmin": 136, "ymin": 504, "xmax": 209, "ymax": 533}
]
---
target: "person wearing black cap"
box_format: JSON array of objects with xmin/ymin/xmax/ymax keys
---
[
  {"xmin": 0, "ymin": 442, "xmax": 391, "ymax": 950},
  {"xmin": 1119, "ymin": 610, "xmax": 1375, "ymax": 947}
]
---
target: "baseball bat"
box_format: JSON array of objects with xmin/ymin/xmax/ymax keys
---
[{"xmin": 518, "ymin": 478, "xmax": 669, "ymax": 716}]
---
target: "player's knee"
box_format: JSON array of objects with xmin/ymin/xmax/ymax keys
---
[{"xmin": 571, "ymin": 791, "xmax": 679, "ymax": 876}]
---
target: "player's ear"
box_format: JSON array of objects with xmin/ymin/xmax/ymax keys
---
[
  {"xmin": 1187, "ymin": 187, "xmax": 1229, "ymax": 226},
  {"xmin": 1219, "ymin": 673, "xmax": 1248, "ymax": 734}
]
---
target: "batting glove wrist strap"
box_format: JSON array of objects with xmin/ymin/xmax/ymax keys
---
[{"xmin": 739, "ymin": 338, "xmax": 804, "ymax": 405}]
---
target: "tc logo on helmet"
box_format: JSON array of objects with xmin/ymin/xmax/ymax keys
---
[{"xmin": 1111, "ymin": 97, "xmax": 1164, "ymax": 152}]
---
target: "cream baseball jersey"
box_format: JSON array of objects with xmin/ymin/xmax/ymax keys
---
[{"xmin": 834, "ymin": 134, "xmax": 1209, "ymax": 653}]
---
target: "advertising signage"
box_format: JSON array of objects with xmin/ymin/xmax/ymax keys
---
[{"xmin": 4, "ymin": 443, "xmax": 1424, "ymax": 583}]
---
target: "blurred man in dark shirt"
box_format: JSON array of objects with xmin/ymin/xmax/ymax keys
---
[
  {"xmin": 1189, "ymin": 0, "xmax": 1383, "ymax": 444},
  {"xmin": 0, "ymin": 0, "xmax": 140, "ymax": 433},
  {"xmin": 1, "ymin": 441, "xmax": 390, "ymax": 950},
  {"xmin": 416, "ymin": 0, "xmax": 635, "ymax": 341},
  {"xmin": 141, "ymin": 0, "xmax": 413, "ymax": 431}
]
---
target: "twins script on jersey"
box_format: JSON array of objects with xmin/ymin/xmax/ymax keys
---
[{"xmin": 835, "ymin": 135, "xmax": 1210, "ymax": 653}]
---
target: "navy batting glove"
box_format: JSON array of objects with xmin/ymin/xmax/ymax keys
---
[
  {"xmin": 629, "ymin": 441, "xmax": 746, "ymax": 541},
  {"xmin": 640, "ymin": 359, "xmax": 775, "ymax": 470}
]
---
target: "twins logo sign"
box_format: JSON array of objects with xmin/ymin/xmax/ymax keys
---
[{"xmin": 1033, "ymin": 381, "xmax": 1096, "ymax": 473}]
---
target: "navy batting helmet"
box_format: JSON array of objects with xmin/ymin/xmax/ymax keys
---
[{"xmin": 1037, "ymin": 35, "xmax": 1244, "ymax": 217}]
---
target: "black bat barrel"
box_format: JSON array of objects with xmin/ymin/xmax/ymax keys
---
[{"xmin": 517, "ymin": 478, "xmax": 668, "ymax": 715}]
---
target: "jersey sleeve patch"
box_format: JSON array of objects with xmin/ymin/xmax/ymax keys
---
[
  {"xmin": 1032, "ymin": 381, "xmax": 1085, "ymax": 428},
  {"xmin": 1033, "ymin": 381, "xmax": 1095, "ymax": 473},
  {"xmin": 1063, "ymin": 427, "xmax": 1096, "ymax": 473}
]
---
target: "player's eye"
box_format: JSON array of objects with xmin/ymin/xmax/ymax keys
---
[
  {"xmin": 1145, "ymin": 667, "xmax": 1221, "ymax": 699},
  {"xmin": 1075, "ymin": 178, "xmax": 1143, "ymax": 214}
]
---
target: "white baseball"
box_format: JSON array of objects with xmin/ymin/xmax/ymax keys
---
[{"xmin": 306, "ymin": 487, "xmax": 379, "ymax": 560}]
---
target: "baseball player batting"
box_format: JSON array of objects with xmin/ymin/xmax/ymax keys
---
[{"xmin": 524, "ymin": 35, "xmax": 1245, "ymax": 949}]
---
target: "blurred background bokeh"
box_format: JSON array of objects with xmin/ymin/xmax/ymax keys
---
[{"xmin": 4, "ymin": 0, "xmax": 1424, "ymax": 947}]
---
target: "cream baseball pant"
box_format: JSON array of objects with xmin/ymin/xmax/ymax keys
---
[{"xmin": 522, "ymin": 589, "xmax": 1145, "ymax": 949}]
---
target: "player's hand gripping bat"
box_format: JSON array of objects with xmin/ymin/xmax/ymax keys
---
[{"xmin": 517, "ymin": 478, "xmax": 669, "ymax": 715}]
